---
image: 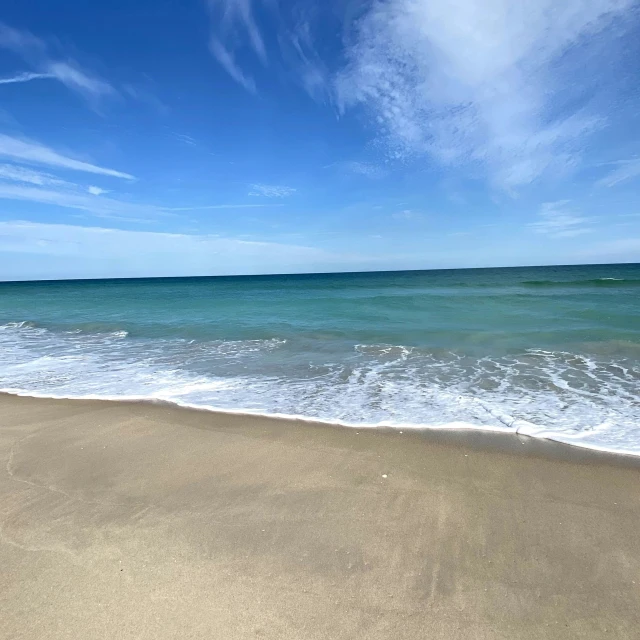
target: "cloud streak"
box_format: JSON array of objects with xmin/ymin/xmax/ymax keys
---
[
  {"xmin": 0, "ymin": 183, "xmax": 159, "ymax": 220},
  {"xmin": 337, "ymin": 161, "xmax": 387, "ymax": 179},
  {"xmin": 597, "ymin": 158, "xmax": 640, "ymax": 187},
  {"xmin": 276, "ymin": 9, "xmax": 332, "ymax": 103},
  {"xmin": 45, "ymin": 61, "xmax": 114, "ymax": 100},
  {"xmin": 209, "ymin": 38, "xmax": 257, "ymax": 93},
  {"xmin": 0, "ymin": 165, "xmax": 282, "ymax": 219},
  {"xmin": 529, "ymin": 201, "xmax": 594, "ymax": 238},
  {"xmin": 0, "ymin": 71, "xmax": 54, "ymax": 85},
  {"xmin": 207, "ymin": 0, "xmax": 269, "ymax": 92},
  {"xmin": 0, "ymin": 22, "xmax": 115, "ymax": 102},
  {"xmin": 0, "ymin": 134, "xmax": 134, "ymax": 180},
  {"xmin": 0, "ymin": 164, "xmax": 71, "ymax": 187},
  {"xmin": 249, "ymin": 183, "xmax": 296, "ymax": 197},
  {"xmin": 335, "ymin": 0, "xmax": 635, "ymax": 189},
  {"xmin": 206, "ymin": 1, "xmax": 333, "ymax": 100}
]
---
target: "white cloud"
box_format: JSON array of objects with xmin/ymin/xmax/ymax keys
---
[
  {"xmin": 0, "ymin": 71, "xmax": 54, "ymax": 85},
  {"xmin": 207, "ymin": 0, "xmax": 268, "ymax": 92},
  {"xmin": 0, "ymin": 134, "xmax": 134, "ymax": 179},
  {"xmin": 122, "ymin": 83, "xmax": 169, "ymax": 114},
  {"xmin": 207, "ymin": 1, "xmax": 334, "ymax": 102},
  {"xmin": 335, "ymin": 0, "xmax": 633, "ymax": 189},
  {"xmin": 0, "ymin": 220, "xmax": 341, "ymax": 280},
  {"xmin": 173, "ymin": 133, "xmax": 197, "ymax": 146},
  {"xmin": 0, "ymin": 22, "xmax": 115, "ymax": 101},
  {"xmin": 210, "ymin": 0, "xmax": 267, "ymax": 62},
  {"xmin": 44, "ymin": 61, "xmax": 114, "ymax": 100},
  {"xmin": 597, "ymin": 158, "xmax": 640, "ymax": 187},
  {"xmin": 0, "ymin": 170, "xmax": 281, "ymax": 219},
  {"xmin": 277, "ymin": 14, "xmax": 331, "ymax": 103},
  {"xmin": 0, "ymin": 164, "xmax": 70, "ymax": 187},
  {"xmin": 0, "ymin": 22, "xmax": 44, "ymax": 55},
  {"xmin": 0, "ymin": 162, "xmax": 144, "ymax": 218},
  {"xmin": 0, "ymin": 163, "xmax": 145, "ymax": 217},
  {"xmin": 339, "ymin": 161, "xmax": 387, "ymax": 179},
  {"xmin": 0, "ymin": 183, "xmax": 158, "ymax": 219},
  {"xmin": 249, "ymin": 183, "xmax": 296, "ymax": 197},
  {"xmin": 529, "ymin": 201, "xmax": 593, "ymax": 238},
  {"xmin": 209, "ymin": 38, "xmax": 257, "ymax": 93}
]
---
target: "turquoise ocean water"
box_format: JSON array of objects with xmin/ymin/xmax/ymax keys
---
[{"xmin": 1, "ymin": 263, "xmax": 639, "ymax": 455}]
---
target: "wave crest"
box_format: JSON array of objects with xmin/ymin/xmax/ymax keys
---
[{"xmin": 521, "ymin": 278, "xmax": 637, "ymax": 287}]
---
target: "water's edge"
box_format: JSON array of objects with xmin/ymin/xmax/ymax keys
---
[{"xmin": 3, "ymin": 387, "xmax": 640, "ymax": 461}]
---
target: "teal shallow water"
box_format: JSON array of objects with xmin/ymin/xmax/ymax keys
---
[{"xmin": 1, "ymin": 264, "xmax": 639, "ymax": 454}]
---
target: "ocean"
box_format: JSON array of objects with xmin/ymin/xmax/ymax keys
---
[{"xmin": 1, "ymin": 263, "xmax": 638, "ymax": 455}]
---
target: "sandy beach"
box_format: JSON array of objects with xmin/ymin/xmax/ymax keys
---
[{"xmin": 1, "ymin": 393, "xmax": 639, "ymax": 639}]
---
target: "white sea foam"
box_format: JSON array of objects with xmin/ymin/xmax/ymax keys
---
[{"xmin": 0, "ymin": 322, "xmax": 639, "ymax": 457}]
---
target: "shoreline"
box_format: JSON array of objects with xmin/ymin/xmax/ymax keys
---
[
  {"xmin": 2, "ymin": 388, "xmax": 640, "ymax": 463},
  {"xmin": 2, "ymin": 393, "xmax": 640, "ymax": 639}
]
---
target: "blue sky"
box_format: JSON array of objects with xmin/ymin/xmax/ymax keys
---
[{"xmin": 0, "ymin": 0, "xmax": 639, "ymax": 280}]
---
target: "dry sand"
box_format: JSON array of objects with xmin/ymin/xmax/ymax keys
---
[{"xmin": 1, "ymin": 393, "xmax": 639, "ymax": 639}]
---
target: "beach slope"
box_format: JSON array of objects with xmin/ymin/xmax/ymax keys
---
[{"xmin": 1, "ymin": 394, "xmax": 639, "ymax": 639}]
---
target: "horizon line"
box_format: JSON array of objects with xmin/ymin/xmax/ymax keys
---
[{"xmin": 0, "ymin": 261, "xmax": 637, "ymax": 285}]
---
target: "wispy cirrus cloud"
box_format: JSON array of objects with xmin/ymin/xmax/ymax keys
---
[
  {"xmin": 276, "ymin": 10, "xmax": 332, "ymax": 103},
  {"xmin": 211, "ymin": 0, "xmax": 268, "ymax": 63},
  {"xmin": 335, "ymin": 0, "xmax": 635, "ymax": 190},
  {"xmin": 209, "ymin": 38, "xmax": 257, "ymax": 93},
  {"xmin": 0, "ymin": 150, "xmax": 149, "ymax": 220},
  {"xmin": 0, "ymin": 163, "xmax": 71, "ymax": 187},
  {"xmin": 207, "ymin": 0, "xmax": 267, "ymax": 93},
  {"xmin": 0, "ymin": 182, "xmax": 159, "ymax": 220},
  {"xmin": 249, "ymin": 183, "xmax": 296, "ymax": 197},
  {"xmin": 0, "ymin": 134, "xmax": 134, "ymax": 180},
  {"xmin": 528, "ymin": 201, "xmax": 594, "ymax": 238},
  {"xmin": 596, "ymin": 158, "xmax": 640, "ymax": 187},
  {"xmin": 206, "ymin": 1, "xmax": 331, "ymax": 100},
  {"xmin": 337, "ymin": 161, "xmax": 387, "ymax": 179},
  {"xmin": 173, "ymin": 133, "xmax": 197, "ymax": 147},
  {"xmin": 0, "ymin": 22, "xmax": 115, "ymax": 102},
  {"xmin": 202, "ymin": 1, "xmax": 636, "ymax": 191},
  {"xmin": 0, "ymin": 163, "xmax": 280, "ymax": 220},
  {"xmin": 45, "ymin": 61, "xmax": 113, "ymax": 100},
  {"xmin": 0, "ymin": 71, "xmax": 54, "ymax": 85}
]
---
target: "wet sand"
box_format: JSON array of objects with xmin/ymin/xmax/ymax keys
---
[{"xmin": 1, "ymin": 393, "xmax": 639, "ymax": 639}]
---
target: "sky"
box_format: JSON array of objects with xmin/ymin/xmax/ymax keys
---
[{"xmin": 0, "ymin": 0, "xmax": 639, "ymax": 280}]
